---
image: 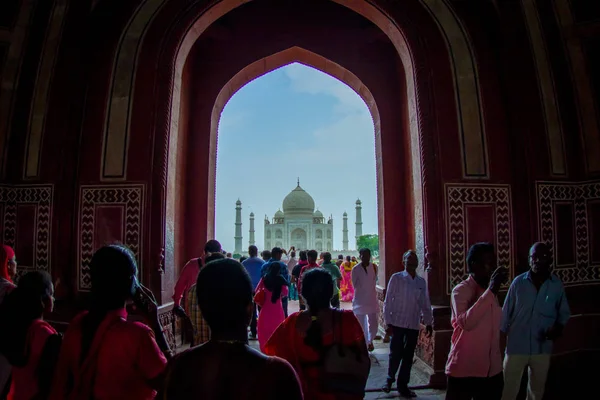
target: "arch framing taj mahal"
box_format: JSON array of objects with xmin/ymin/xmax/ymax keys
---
[{"xmin": 1, "ymin": 0, "xmax": 599, "ymax": 393}]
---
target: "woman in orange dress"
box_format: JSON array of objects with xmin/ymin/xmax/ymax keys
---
[{"xmin": 264, "ymin": 269, "xmax": 370, "ymax": 400}]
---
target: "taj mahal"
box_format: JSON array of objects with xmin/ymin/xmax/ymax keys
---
[{"xmin": 233, "ymin": 180, "xmax": 364, "ymax": 254}]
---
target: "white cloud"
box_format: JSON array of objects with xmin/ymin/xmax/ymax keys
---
[{"xmin": 283, "ymin": 63, "xmax": 368, "ymax": 117}]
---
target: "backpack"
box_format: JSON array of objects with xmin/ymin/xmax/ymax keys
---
[{"xmin": 318, "ymin": 311, "xmax": 371, "ymax": 395}]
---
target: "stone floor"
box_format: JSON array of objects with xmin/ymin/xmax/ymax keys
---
[{"xmin": 256, "ymin": 300, "xmax": 447, "ymax": 399}]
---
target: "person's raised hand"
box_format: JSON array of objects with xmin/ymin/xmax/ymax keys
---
[{"xmin": 489, "ymin": 267, "xmax": 508, "ymax": 294}]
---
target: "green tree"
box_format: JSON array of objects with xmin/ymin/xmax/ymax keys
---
[{"xmin": 356, "ymin": 234, "xmax": 379, "ymax": 257}]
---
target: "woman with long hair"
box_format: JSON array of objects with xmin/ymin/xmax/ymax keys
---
[
  {"xmin": 255, "ymin": 263, "xmax": 288, "ymax": 352},
  {"xmin": 339, "ymin": 255, "xmax": 355, "ymax": 302},
  {"xmin": 265, "ymin": 269, "xmax": 370, "ymax": 399},
  {"xmin": 50, "ymin": 245, "xmax": 172, "ymax": 400},
  {"xmin": 0, "ymin": 245, "xmax": 18, "ymax": 398},
  {"xmin": 0, "ymin": 271, "xmax": 60, "ymax": 400}
]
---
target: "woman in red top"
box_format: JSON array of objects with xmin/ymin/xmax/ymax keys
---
[
  {"xmin": 50, "ymin": 245, "xmax": 172, "ymax": 400},
  {"xmin": 0, "ymin": 271, "xmax": 60, "ymax": 400},
  {"xmin": 265, "ymin": 268, "xmax": 370, "ymax": 400}
]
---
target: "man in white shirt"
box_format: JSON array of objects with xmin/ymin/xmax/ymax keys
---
[
  {"xmin": 352, "ymin": 248, "xmax": 379, "ymax": 352},
  {"xmin": 382, "ymin": 250, "xmax": 433, "ymax": 397}
]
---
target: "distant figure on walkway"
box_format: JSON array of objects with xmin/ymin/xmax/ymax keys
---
[
  {"xmin": 265, "ymin": 269, "xmax": 370, "ymax": 400},
  {"xmin": 261, "ymin": 247, "xmax": 290, "ymax": 318},
  {"xmin": 383, "ymin": 250, "xmax": 433, "ymax": 398},
  {"xmin": 298, "ymin": 250, "xmax": 321, "ymax": 311},
  {"xmin": 501, "ymin": 242, "xmax": 570, "ymax": 400},
  {"xmin": 320, "ymin": 252, "xmax": 342, "ymax": 308},
  {"xmin": 162, "ymin": 259, "xmax": 303, "ymax": 400},
  {"xmin": 287, "ymin": 251, "xmax": 299, "ymax": 301},
  {"xmin": 242, "ymin": 245, "xmax": 265, "ymax": 339},
  {"xmin": 445, "ymin": 243, "xmax": 506, "ymax": 400},
  {"xmin": 292, "ymin": 251, "xmax": 308, "ymax": 309},
  {"xmin": 261, "ymin": 250, "xmax": 271, "ymax": 262},
  {"xmin": 339, "ymin": 255, "xmax": 355, "ymax": 302},
  {"xmin": 352, "ymin": 248, "xmax": 379, "ymax": 352},
  {"xmin": 255, "ymin": 263, "xmax": 288, "ymax": 352},
  {"xmin": 336, "ymin": 255, "xmax": 344, "ymax": 268}
]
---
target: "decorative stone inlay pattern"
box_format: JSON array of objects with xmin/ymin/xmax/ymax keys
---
[
  {"xmin": 0, "ymin": 185, "xmax": 53, "ymax": 273},
  {"xmin": 537, "ymin": 181, "xmax": 600, "ymax": 284},
  {"xmin": 446, "ymin": 184, "xmax": 513, "ymax": 293},
  {"xmin": 78, "ymin": 185, "xmax": 144, "ymax": 290}
]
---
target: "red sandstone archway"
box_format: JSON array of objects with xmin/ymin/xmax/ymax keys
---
[
  {"xmin": 161, "ymin": 3, "xmax": 419, "ymax": 298},
  {"xmin": 114, "ymin": 0, "xmax": 470, "ymax": 308},
  {"xmin": 209, "ymin": 46, "xmax": 382, "ymax": 257}
]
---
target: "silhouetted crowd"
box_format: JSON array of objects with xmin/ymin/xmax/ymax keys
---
[{"xmin": 0, "ymin": 238, "xmax": 569, "ymax": 400}]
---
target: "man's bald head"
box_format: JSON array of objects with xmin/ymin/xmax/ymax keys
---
[{"xmin": 529, "ymin": 242, "xmax": 552, "ymax": 274}]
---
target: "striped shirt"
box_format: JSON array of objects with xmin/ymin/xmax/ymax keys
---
[
  {"xmin": 187, "ymin": 284, "xmax": 210, "ymax": 346},
  {"xmin": 383, "ymin": 271, "xmax": 433, "ymax": 330}
]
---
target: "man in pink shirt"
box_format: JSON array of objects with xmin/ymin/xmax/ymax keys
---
[
  {"xmin": 445, "ymin": 242, "xmax": 508, "ymax": 400},
  {"xmin": 172, "ymin": 239, "xmax": 222, "ymax": 317}
]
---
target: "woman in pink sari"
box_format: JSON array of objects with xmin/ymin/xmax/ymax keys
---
[
  {"xmin": 255, "ymin": 263, "xmax": 288, "ymax": 352},
  {"xmin": 339, "ymin": 256, "xmax": 355, "ymax": 302}
]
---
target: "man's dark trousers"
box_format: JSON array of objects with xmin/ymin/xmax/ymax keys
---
[
  {"xmin": 331, "ymin": 292, "xmax": 340, "ymax": 308},
  {"xmin": 250, "ymin": 300, "xmax": 258, "ymax": 337},
  {"xmin": 387, "ymin": 326, "xmax": 419, "ymax": 390},
  {"xmin": 282, "ymin": 297, "xmax": 288, "ymax": 318}
]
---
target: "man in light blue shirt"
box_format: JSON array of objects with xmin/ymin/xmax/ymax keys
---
[
  {"xmin": 501, "ymin": 242, "xmax": 570, "ymax": 400},
  {"xmin": 241, "ymin": 245, "xmax": 265, "ymax": 339}
]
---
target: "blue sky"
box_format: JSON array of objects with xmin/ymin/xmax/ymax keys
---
[{"xmin": 215, "ymin": 63, "xmax": 378, "ymax": 253}]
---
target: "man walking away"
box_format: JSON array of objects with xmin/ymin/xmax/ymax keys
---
[
  {"xmin": 352, "ymin": 248, "xmax": 379, "ymax": 352},
  {"xmin": 501, "ymin": 242, "xmax": 570, "ymax": 400},
  {"xmin": 383, "ymin": 250, "xmax": 433, "ymax": 398},
  {"xmin": 261, "ymin": 250, "xmax": 271, "ymax": 262},
  {"xmin": 321, "ymin": 252, "xmax": 342, "ymax": 308},
  {"xmin": 242, "ymin": 245, "xmax": 265, "ymax": 339}
]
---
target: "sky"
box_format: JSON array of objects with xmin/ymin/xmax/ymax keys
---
[{"xmin": 215, "ymin": 62, "xmax": 378, "ymax": 253}]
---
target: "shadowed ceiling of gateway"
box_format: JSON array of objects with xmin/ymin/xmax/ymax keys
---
[{"xmin": 184, "ymin": 0, "xmax": 404, "ymax": 98}]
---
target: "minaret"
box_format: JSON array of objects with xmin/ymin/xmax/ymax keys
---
[
  {"xmin": 234, "ymin": 199, "xmax": 242, "ymax": 254},
  {"xmin": 249, "ymin": 212, "xmax": 255, "ymax": 246},
  {"xmin": 355, "ymin": 199, "xmax": 363, "ymax": 248},
  {"xmin": 342, "ymin": 211, "xmax": 349, "ymax": 251}
]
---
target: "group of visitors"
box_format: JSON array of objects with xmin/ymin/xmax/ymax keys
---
[
  {"xmin": 0, "ymin": 235, "xmax": 570, "ymax": 400},
  {"xmin": 444, "ymin": 242, "xmax": 570, "ymax": 400},
  {"xmin": 168, "ymin": 240, "xmax": 374, "ymax": 399}
]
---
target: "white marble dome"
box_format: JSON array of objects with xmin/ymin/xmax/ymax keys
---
[
  {"xmin": 313, "ymin": 209, "xmax": 323, "ymax": 218},
  {"xmin": 274, "ymin": 209, "xmax": 284, "ymax": 218},
  {"xmin": 282, "ymin": 184, "xmax": 315, "ymax": 214}
]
